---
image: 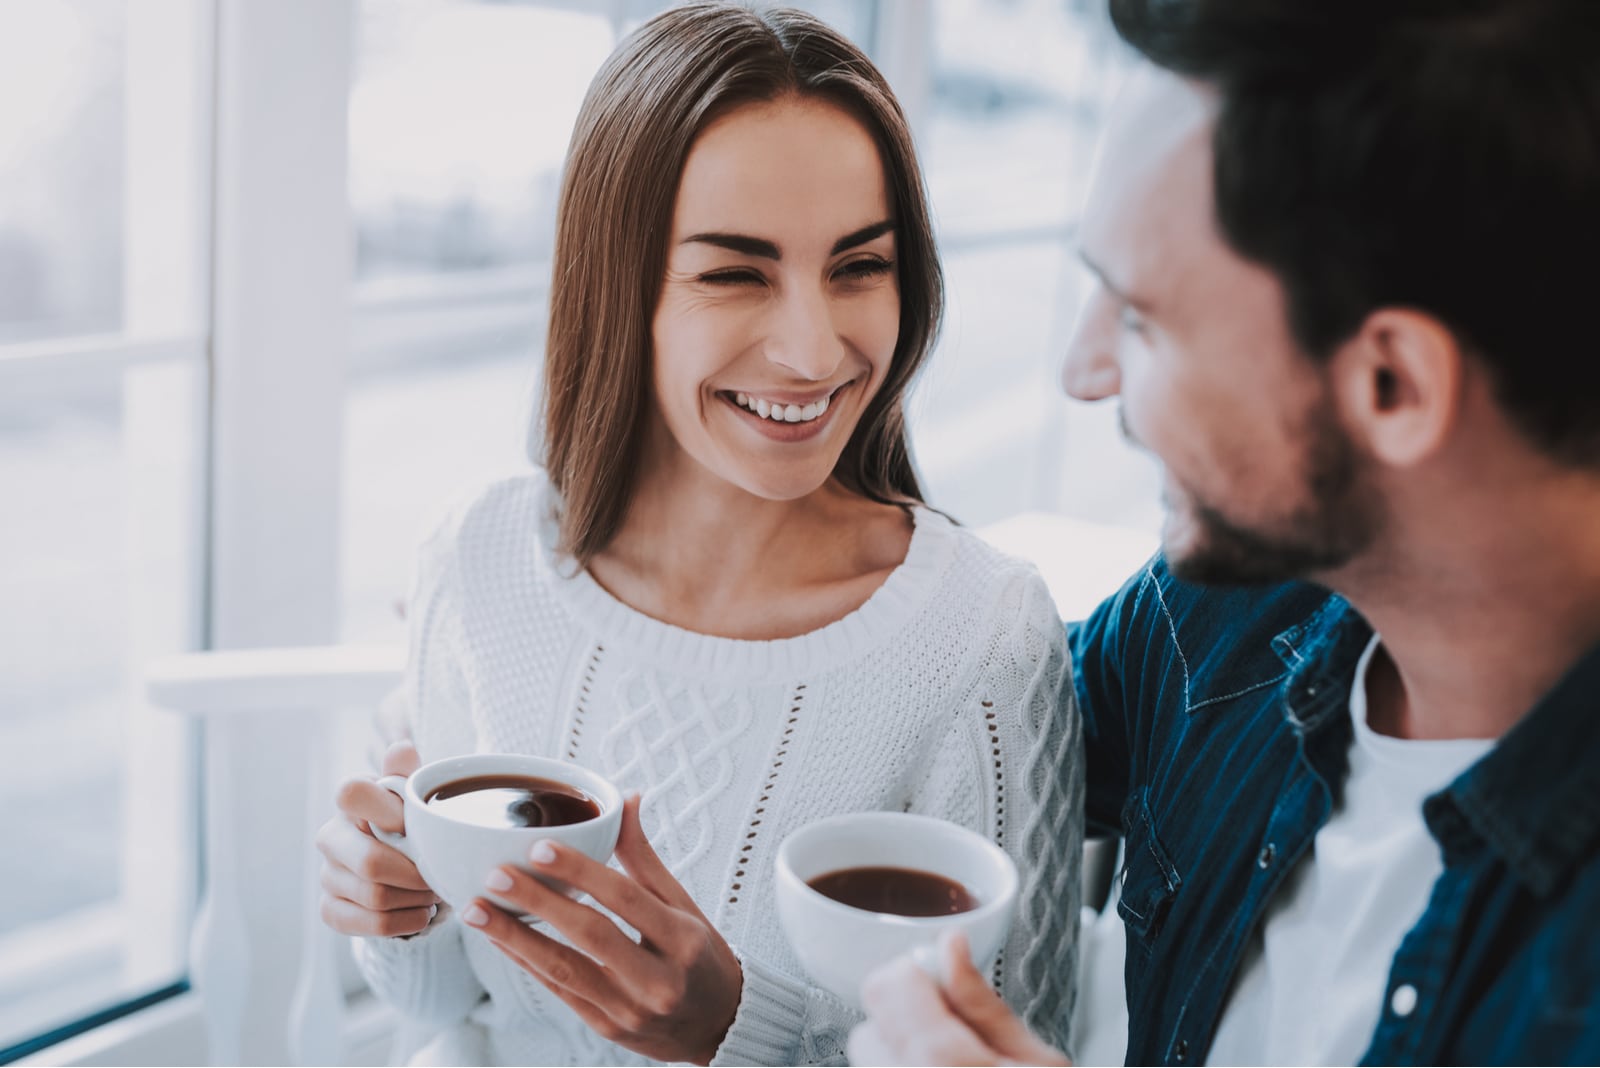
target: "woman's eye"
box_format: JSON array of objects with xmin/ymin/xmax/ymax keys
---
[
  {"xmin": 1118, "ymin": 304, "xmax": 1148, "ymax": 334},
  {"xmin": 698, "ymin": 269, "xmax": 765, "ymax": 286},
  {"xmin": 833, "ymin": 257, "xmax": 894, "ymax": 283}
]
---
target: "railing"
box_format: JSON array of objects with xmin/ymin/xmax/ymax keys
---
[{"xmin": 145, "ymin": 646, "xmax": 404, "ymax": 1066}]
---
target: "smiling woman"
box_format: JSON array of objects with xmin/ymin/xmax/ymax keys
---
[
  {"xmin": 541, "ymin": 3, "xmax": 942, "ymax": 566},
  {"xmin": 316, "ymin": 4, "xmax": 1082, "ymax": 1066},
  {"xmin": 651, "ymin": 98, "xmax": 901, "ymax": 503}
]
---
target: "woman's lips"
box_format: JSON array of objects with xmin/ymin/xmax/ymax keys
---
[{"xmin": 719, "ymin": 382, "xmax": 850, "ymax": 442}]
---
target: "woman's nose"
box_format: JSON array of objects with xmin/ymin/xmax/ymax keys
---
[
  {"xmin": 765, "ymin": 287, "xmax": 846, "ymax": 382},
  {"xmin": 1060, "ymin": 295, "xmax": 1122, "ymax": 402}
]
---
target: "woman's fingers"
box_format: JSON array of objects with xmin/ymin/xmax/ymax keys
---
[
  {"xmin": 314, "ymin": 816, "xmax": 434, "ymax": 892},
  {"xmin": 320, "ymin": 892, "xmax": 435, "ymax": 938},
  {"xmin": 477, "ymin": 864, "xmax": 646, "ymax": 970},
  {"xmin": 320, "ymin": 861, "xmax": 438, "ymax": 912},
  {"xmin": 465, "ymin": 898, "xmax": 622, "ymax": 1010},
  {"xmin": 612, "ymin": 794, "xmax": 700, "ymax": 914},
  {"xmin": 523, "ymin": 838, "xmax": 685, "ymax": 950},
  {"xmin": 484, "ymin": 941, "xmax": 624, "ymax": 1044},
  {"xmin": 335, "ymin": 778, "xmax": 406, "ymax": 837}
]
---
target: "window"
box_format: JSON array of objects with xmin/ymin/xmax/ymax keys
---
[
  {"xmin": 913, "ymin": 0, "xmax": 1160, "ymax": 530},
  {"xmin": 0, "ymin": 0, "xmax": 209, "ymax": 1057}
]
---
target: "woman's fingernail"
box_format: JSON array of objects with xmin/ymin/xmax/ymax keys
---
[
  {"xmin": 462, "ymin": 904, "xmax": 488, "ymax": 927},
  {"xmin": 427, "ymin": 904, "xmax": 438, "ymax": 919},
  {"xmin": 529, "ymin": 840, "xmax": 557, "ymax": 865},
  {"xmin": 485, "ymin": 869, "xmax": 513, "ymax": 892}
]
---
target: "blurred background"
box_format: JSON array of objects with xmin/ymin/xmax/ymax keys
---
[{"xmin": 0, "ymin": 0, "xmax": 1156, "ymax": 1061}]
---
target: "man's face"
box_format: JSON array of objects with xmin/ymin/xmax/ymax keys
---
[{"xmin": 1062, "ymin": 68, "xmax": 1380, "ymax": 585}]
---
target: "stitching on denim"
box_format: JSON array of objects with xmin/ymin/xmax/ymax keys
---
[
  {"xmin": 1189, "ymin": 672, "xmax": 1290, "ymax": 713},
  {"xmin": 1147, "ymin": 564, "xmax": 1192, "ymax": 712}
]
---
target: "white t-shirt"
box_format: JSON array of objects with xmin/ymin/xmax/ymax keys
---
[{"xmin": 1206, "ymin": 636, "xmax": 1494, "ymax": 1066}]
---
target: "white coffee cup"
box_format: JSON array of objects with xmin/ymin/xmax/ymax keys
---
[
  {"xmin": 774, "ymin": 811, "xmax": 1018, "ymax": 1010},
  {"xmin": 374, "ymin": 753, "xmax": 622, "ymax": 914}
]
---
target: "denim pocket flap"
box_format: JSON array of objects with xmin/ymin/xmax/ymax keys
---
[{"xmin": 1116, "ymin": 788, "xmax": 1181, "ymax": 943}]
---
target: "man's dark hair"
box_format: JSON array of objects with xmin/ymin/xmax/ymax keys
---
[{"xmin": 1110, "ymin": 0, "xmax": 1600, "ymax": 467}]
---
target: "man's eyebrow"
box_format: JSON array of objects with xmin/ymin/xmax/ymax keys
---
[
  {"xmin": 679, "ymin": 220, "xmax": 895, "ymax": 261},
  {"xmin": 1078, "ymin": 248, "xmax": 1152, "ymax": 312}
]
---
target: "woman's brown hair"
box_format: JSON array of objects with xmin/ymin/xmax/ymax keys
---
[{"xmin": 538, "ymin": 2, "xmax": 944, "ymax": 564}]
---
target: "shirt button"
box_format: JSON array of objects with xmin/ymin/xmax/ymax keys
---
[
  {"xmin": 1257, "ymin": 843, "xmax": 1277, "ymax": 869},
  {"xmin": 1174, "ymin": 1038, "xmax": 1189, "ymax": 1062},
  {"xmin": 1391, "ymin": 983, "xmax": 1419, "ymax": 1017}
]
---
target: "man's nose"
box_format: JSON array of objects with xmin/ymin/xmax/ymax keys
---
[
  {"xmin": 765, "ymin": 286, "xmax": 846, "ymax": 382},
  {"xmin": 1060, "ymin": 295, "xmax": 1122, "ymax": 401}
]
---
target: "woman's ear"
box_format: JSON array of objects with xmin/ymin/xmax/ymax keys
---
[{"xmin": 1330, "ymin": 308, "xmax": 1464, "ymax": 468}]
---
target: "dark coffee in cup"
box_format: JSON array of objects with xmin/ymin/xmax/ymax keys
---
[
  {"xmin": 423, "ymin": 774, "xmax": 601, "ymax": 829},
  {"xmin": 807, "ymin": 865, "xmax": 978, "ymax": 917}
]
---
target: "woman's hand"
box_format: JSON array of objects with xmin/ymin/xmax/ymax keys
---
[
  {"xmin": 461, "ymin": 794, "xmax": 743, "ymax": 1066},
  {"xmin": 848, "ymin": 931, "xmax": 1071, "ymax": 1066},
  {"xmin": 315, "ymin": 740, "xmax": 442, "ymax": 937}
]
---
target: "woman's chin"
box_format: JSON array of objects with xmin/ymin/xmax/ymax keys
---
[{"xmin": 718, "ymin": 462, "xmax": 841, "ymax": 504}]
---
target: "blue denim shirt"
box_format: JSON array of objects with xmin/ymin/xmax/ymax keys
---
[{"xmin": 1069, "ymin": 557, "xmax": 1600, "ymax": 1066}]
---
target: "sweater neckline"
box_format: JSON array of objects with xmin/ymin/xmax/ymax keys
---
[{"xmin": 539, "ymin": 487, "xmax": 959, "ymax": 681}]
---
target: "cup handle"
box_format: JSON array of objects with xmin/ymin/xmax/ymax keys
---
[{"xmin": 370, "ymin": 774, "xmax": 416, "ymax": 863}]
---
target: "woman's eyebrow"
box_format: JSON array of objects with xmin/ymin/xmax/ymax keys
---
[
  {"xmin": 829, "ymin": 219, "xmax": 894, "ymax": 254},
  {"xmin": 679, "ymin": 219, "xmax": 895, "ymax": 261},
  {"xmin": 681, "ymin": 232, "xmax": 781, "ymax": 259}
]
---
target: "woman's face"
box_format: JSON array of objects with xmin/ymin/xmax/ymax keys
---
[{"xmin": 650, "ymin": 95, "xmax": 900, "ymax": 501}]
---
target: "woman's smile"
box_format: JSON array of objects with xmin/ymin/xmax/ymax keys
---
[{"xmin": 715, "ymin": 381, "xmax": 854, "ymax": 443}]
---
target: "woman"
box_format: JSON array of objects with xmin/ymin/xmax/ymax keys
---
[{"xmin": 316, "ymin": 4, "xmax": 1082, "ymax": 1064}]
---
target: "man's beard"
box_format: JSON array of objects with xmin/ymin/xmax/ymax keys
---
[{"xmin": 1165, "ymin": 405, "xmax": 1382, "ymax": 587}]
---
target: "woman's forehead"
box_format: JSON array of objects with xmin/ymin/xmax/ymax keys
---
[{"xmin": 670, "ymin": 96, "xmax": 890, "ymax": 250}]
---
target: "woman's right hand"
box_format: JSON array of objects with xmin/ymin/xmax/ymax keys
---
[{"xmin": 315, "ymin": 740, "xmax": 441, "ymax": 937}]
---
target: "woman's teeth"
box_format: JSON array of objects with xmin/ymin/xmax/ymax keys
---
[{"xmin": 733, "ymin": 391, "xmax": 830, "ymax": 423}]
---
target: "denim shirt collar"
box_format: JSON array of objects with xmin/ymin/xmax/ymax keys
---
[
  {"xmin": 1271, "ymin": 593, "xmax": 1600, "ymax": 897},
  {"xmin": 1425, "ymin": 640, "xmax": 1600, "ymax": 897},
  {"xmin": 1270, "ymin": 592, "xmax": 1373, "ymax": 736},
  {"xmin": 1267, "ymin": 597, "xmax": 1600, "ymax": 895}
]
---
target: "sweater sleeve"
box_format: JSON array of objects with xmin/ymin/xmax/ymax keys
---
[
  {"xmin": 910, "ymin": 563, "xmax": 1082, "ymax": 1057},
  {"xmin": 710, "ymin": 948, "xmax": 850, "ymax": 1066},
  {"xmin": 350, "ymin": 521, "xmax": 488, "ymax": 1026}
]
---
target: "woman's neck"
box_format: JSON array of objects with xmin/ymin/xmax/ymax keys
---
[{"xmin": 585, "ymin": 457, "xmax": 913, "ymax": 641}]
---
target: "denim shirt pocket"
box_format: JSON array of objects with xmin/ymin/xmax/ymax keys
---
[{"xmin": 1117, "ymin": 786, "xmax": 1182, "ymax": 951}]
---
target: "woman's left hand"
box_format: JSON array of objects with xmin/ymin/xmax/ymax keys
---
[{"xmin": 461, "ymin": 793, "xmax": 743, "ymax": 1066}]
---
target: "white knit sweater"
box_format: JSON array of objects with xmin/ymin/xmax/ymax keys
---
[{"xmin": 353, "ymin": 473, "xmax": 1082, "ymax": 1066}]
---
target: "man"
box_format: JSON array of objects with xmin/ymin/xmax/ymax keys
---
[{"xmin": 851, "ymin": 0, "xmax": 1600, "ymax": 1063}]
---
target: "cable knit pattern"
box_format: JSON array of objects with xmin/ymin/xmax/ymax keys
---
[{"xmin": 351, "ymin": 472, "xmax": 1082, "ymax": 1066}]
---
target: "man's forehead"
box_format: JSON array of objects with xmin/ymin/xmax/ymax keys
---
[{"xmin": 1079, "ymin": 67, "xmax": 1217, "ymax": 265}]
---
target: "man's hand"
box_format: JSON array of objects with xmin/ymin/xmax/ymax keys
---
[{"xmin": 849, "ymin": 931, "xmax": 1070, "ymax": 1066}]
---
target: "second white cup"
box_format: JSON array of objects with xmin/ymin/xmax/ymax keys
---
[{"xmin": 775, "ymin": 811, "xmax": 1018, "ymax": 1009}]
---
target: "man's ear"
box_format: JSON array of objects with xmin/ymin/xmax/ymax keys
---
[{"xmin": 1330, "ymin": 308, "xmax": 1464, "ymax": 467}]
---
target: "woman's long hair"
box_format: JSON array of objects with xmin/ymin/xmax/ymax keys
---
[{"xmin": 538, "ymin": 2, "xmax": 944, "ymax": 564}]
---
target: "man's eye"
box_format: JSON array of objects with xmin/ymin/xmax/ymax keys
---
[
  {"xmin": 698, "ymin": 269, "xmax": 765, "ymax": 286},
  {"xmin": 834, "ymin": 257, "xmax": 893, "ymax": 283}
]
